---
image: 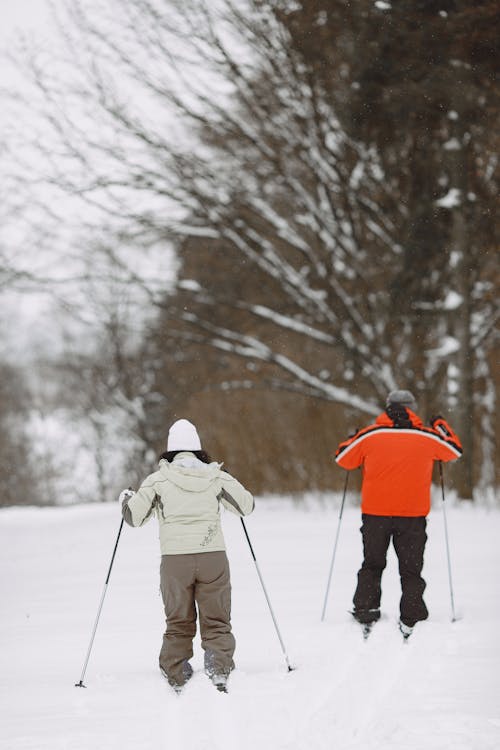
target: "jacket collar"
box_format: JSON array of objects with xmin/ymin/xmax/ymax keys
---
[{"xmin": 375, "ymin": 409, "xmax": 424, "ymax": 429}]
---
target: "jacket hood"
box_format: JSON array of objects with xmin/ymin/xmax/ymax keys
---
[
  {"xmin": 376, "ymin": 408, "xmax": 424, "ymax": 429},
  {"xmin": 158, "ymin": 453, "xmax": 222, "ymax": 492}
]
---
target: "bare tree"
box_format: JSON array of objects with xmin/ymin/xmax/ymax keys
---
[
  {"xmin": 275, "ymin": 0, "xmax": 500, "ymax": 498},
  {"xmin": 6, "ymin": 0, "xmax": 498, "ymax": 497},
  {"xmin": 12, "ymin": 1, "xmax": 406, "ymax": 405}
]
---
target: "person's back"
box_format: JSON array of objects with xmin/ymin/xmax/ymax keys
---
[
  {"xmin": 124, "ymin": 451, "xmax": 253, "ymax": 554},
  {"xmin": 335, "ymin": 390, "xmax": 462, "ymax": 638},
  {"xmin": 121, "ymin": 419, "xmax": 254, "ymax": 692},
  {"xmin": 336, "ymin": 405, "xmax": 462, "ymax": 517}
]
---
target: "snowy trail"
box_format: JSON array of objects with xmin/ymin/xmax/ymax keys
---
[
  {"xmin": 297, "ymin": 625, "xmax": 413, "ymax": 749},
  {"xmin": 1, "ymin": 497, "xmax": 499, "ymax": 750}
]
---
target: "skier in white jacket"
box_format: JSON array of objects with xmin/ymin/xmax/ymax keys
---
[{"xmin": 120, "ymin": 419, "xmax": 254, "ymax": 693}]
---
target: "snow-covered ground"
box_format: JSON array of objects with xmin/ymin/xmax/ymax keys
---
[{"xmin": 1, "ymin": 495, "xmax": 499, "ymax": 750}]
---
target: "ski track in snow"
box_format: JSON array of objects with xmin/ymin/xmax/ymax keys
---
[{"xmin": 1, "ymin": 498, "xmax": 500, "ymax": 750}]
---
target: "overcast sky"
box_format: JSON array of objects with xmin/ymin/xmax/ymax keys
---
[
  {"xmin": 0, "ymin": 1, "xmax": 52, "ymax": 42},
  {"xmin": 0, "ymin": 1, "xmax": 56, "ymax": 89},
  {"xmin": 1, "ymin": 2, "xmax": 75, "ymax": 358}
]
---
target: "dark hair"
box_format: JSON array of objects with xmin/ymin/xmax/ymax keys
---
[
  {"xmin": 385, "ymin": 403, "xmax": 412, "ymax": 429},
  {"xmin": 160, "ymin": 449, "xmax": 213, "ymax": 464}
]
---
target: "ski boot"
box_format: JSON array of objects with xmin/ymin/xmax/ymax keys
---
[
  {"xmin": 398, "ymin": 619, "xmax": 414, "ymax": 641},
  {"xmin": 361, "ymin": 622, "xmax": 373, "ymax": 640},
  {"xmin": 211, "ymin": 673, "xmax": 228, "ymax": 693}
]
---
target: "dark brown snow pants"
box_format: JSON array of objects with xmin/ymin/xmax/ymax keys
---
[
  {"xmin": 353, "ymin": 514, "xmax": 429, "ymax": 627},
  {"xmin": 159, "ymin": 551, "xmax": 235, "ymax": 687}
]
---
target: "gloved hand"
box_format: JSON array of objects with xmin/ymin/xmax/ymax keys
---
[
  {"xmin": 430, "ymin": 415, "xmax": 451, "ymax": 437},
  {"xmin": 119, "ymin": 488, "xmax": 135, "ymax": 504}
]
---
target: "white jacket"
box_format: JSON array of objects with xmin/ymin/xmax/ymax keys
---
[{"xmin": 122, "ymin": 452, "xmax": 254, "ymax": 555}]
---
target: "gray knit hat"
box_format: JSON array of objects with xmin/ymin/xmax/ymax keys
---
[{"xmin": 386, "ymin": 389, "xmax": 417, "ymax": 410}]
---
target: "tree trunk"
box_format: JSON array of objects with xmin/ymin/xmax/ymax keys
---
[
  {"xmin": 450, "ymin": 210, "xmax": 474, "ymax": 500},
  {"xmin": 445, "ymin": 69, "xmax": 475, "ymax": 500}
]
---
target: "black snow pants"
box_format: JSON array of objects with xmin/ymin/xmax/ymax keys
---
[{"xmin": 353, "ymin": 514, "xmax": 429, "ymax": 627}]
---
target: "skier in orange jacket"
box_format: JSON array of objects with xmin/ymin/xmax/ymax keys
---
[{"xmin": 335, "ymin": 389, "xmax": 462, "ymax": 638}]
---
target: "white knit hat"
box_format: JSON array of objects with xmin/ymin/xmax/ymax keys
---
[{"xmin": 167, "ymin": 419, "xmax": 202, "ymax": 452}]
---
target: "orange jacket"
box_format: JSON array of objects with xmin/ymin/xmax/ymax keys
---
[{"xmin": 335, "ymin": 410, "xmax": 462, "ymax": 517}]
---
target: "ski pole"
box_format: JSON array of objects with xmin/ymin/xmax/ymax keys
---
[
  {"xmin": 240, "ymin": 518, "xmax": 294, "ymax": 672},
  {"xmin": 75, "ymin": 516, "xmax": 125, "ymax": 687},
  {"xmin": 321, "ymin": 471, "xmax": 349, "ymax": 622},
  {"xmin": 439, "ymin": 462, "xmax": 457, "ymax": 622}
]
